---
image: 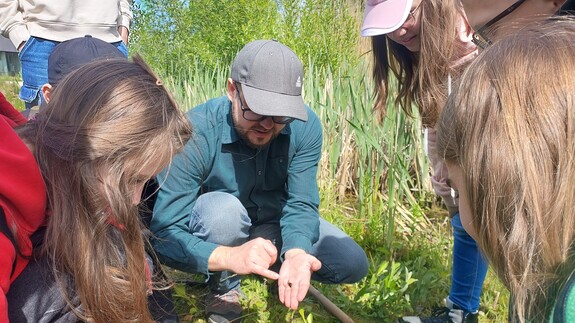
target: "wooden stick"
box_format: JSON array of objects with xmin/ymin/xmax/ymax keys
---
[{"xmin": 307, "ymin": 285, "xmax": 355, "ymax": 323}]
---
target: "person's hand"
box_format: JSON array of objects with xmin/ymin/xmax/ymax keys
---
[
  {"xmin": 277, "ymin": 249, "xmax": 322, "ymax": 310},
  {"xmin": 118, "ymin": 26, "xmax": 129, "ymax": 45},
  {"xmin": 209, "ymin": 238, "xmax": 279, "ymax": 280}
]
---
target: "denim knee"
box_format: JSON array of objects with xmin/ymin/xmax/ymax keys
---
[
  {"xmin": 190, "ymin": 192, "xmax": 251, "ymax": 246},
  {"xmin": 311, "ymin": 219, "xmax": 368, "ymax": 284},
  {"xmin": 349, "ymin": 245, "xmax": 369, "ymax": 283},
  {"xmin": 331, "ymin": 243, "xmax": 368, "ymax": 284}
]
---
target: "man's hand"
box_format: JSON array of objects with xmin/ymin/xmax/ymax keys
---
[
  {"xmin": 118, "ymin": 26, "xmax": 129, "ymax": 45},
  {"xmin": 277, "ymin": 249, "xmax": 322, "ymax": 310},
  {"xmin": 208, "ymin": 238, "xmax": 280, "ymax": 280}
]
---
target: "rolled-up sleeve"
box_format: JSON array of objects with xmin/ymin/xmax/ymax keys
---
[
  {"xmin": 118, "ymin": 0, "xmax": 133, "ymax": 30},
  {"xmin": 0, "ymin": 0, "xmax": 28, "ymax": 48}
]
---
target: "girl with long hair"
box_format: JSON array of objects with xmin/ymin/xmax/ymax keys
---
[
  {"xmin": 361, "ymin": 0, "xmax": 484, "ymax": 321},
  {"xmin": 6, "ymin": 55, "xmax": 192, "ymax": 322},
  {"xmin": 437, "ymin": 19, "xmax": 575, "ymax": 323}
]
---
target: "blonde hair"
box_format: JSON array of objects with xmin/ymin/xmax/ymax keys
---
[
  {"xmin": 20, "ymin": 55, "xmax": 192, "ymax": 322},
  {"xmin": 371, "ymin": 0, "xmax": 470, "ymax": 126},
  {"xmin": 437, "ymin": 19, "xmax": 575, "ymax": 322}
]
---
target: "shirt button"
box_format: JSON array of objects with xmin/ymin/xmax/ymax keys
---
[
  {"xmin": 257, "ymin": 170, "xmax": 262, "ymax": 175},
  {"xmin": 258, "ymin": 207, "xmax": 262, "ymax": 211}
]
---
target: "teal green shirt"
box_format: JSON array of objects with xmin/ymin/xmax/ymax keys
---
[
  {"xmin": 550, "ymin": 270, "xmax": 575, "ymax": 322},
  {"xmin": 150, "ymin": 96, "xmax": 323, "ymax": 275}
]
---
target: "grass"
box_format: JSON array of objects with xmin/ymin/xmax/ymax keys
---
[
  {"xmin": 2, "ymin": 58, "xmax": 510, "ymax": 322},
  {"xmin": 1, "ymin": 75, "xmax": 24, "ymax": 111},
  {"xmin": 165, "ymin": 200, "xmax": 509, "ymax": 322}
]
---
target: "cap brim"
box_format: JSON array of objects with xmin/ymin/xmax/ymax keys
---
[
  {"xmin": 241, "ymin": 85, "xmax": 308, "ymax": 122},
  {"xmin": 361, "ymin": 0, "xmax": 412, "ymax": 37}
]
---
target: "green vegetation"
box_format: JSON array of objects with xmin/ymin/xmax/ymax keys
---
[
  {"xmin": 1, "ymin": 1, "xmax": 510, "ymax": 321},
  {"xmin": 0, "ymin": 75, "xmax": 24, "ymax": 110},
  {"xmin": 156, "ymin": 60, "xmax": 509, "ymax": 322},
  {"xmin": 131, "ymin": 0, "xmax": 363, "ymax": 72}
]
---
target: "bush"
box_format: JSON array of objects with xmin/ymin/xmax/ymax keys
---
[{"xmin": 130, "ymin": 0, "xmax": 363, "ymax": 73}]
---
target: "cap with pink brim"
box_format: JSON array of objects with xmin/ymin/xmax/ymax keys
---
[{"xmin": 361, "ymin": 0, "xmax": 413, "ymax": 37}]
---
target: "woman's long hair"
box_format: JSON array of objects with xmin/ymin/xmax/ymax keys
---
[
  {"xmin": 371, "ymin": 0, "xmax": 470, "ymax": 126},
  {"xmin": 437, "ymin": 19, "xmax": 575, "ymax": 322},
  {"xmin": 20, "ymin": 55, "xmax": 192, "ymax": 322}
]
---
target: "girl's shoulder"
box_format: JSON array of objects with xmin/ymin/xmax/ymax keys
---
[
  {"xmin": 551, "ymin": 269, "xmax": 575, "ymax": 322},
  {"xmin": 451, "ymin": 14, "xmax": 477, "ymax": 69}
]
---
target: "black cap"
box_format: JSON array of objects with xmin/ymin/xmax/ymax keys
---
[{"xmin": 48, "ymin": 35, "xmax": 125, "ymax": 85}]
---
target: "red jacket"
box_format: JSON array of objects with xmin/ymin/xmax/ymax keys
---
[
  {"xmin": 0, "ymin": 93, "xmax": 26, "ymax": 127},
  {"xmin": 0, "ymin": 110, "xmax": 46, "ymax": 322}
]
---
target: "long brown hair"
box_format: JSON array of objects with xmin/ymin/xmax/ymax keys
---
[
  {"xmin": 20, "ymin": 55, "xmax": 192, "ymax": 322},
  {"xmin": 371, "ymin": 0, "xmax": 471, "ymax": 126},
  {"xmin": 437, "ymin": 19, "xmax": 575, "ymax": 322}
]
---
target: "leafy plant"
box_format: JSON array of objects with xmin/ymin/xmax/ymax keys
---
[
  {"xmin": 298, "ymin": 308, "xmax": 314, "ymax": 323},
  {"xmin": 355, "ymin": 260, "xmax": 418, "ymax": 318}
]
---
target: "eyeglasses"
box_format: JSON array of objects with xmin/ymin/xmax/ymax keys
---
[
  {"xmin": 406, "ymin": 0, "xmax": 423, "ymax": 23},
  {"xmin": 472, "ymin": 0, "xmax": 526, "ymax": 49},
  {"xmin": 234, "ymin": 83, "xmax": 294, "ymax": 124}
]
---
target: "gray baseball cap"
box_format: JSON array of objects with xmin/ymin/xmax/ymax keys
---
[{"xmin": 231, "ymin": 39, "xmax": 307, "ymax": 122}]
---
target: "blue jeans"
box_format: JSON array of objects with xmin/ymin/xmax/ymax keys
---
[
  {"xmin": 18, "ymin": 36, "xmax": 128, "ymax": 109},
  {"xmin": 449, "ymin": 213, "xmax": 488, "ymax": 312},
  {"xmin": 189, "ymin": 192, "xmax": 369, "ymax": 292}
]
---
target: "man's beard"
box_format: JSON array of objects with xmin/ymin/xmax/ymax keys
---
[
  {"xmin": 236, "ymin": 126, "xmax": 279, "ymax": 149},
  {"xmin": 232, "ymin": 113, "xmax": 278, "ymax": 150}
]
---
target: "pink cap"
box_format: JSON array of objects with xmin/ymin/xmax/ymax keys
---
[{"xmin": 361, "ymin": 0, "xmax": 413, "ymax": 37}]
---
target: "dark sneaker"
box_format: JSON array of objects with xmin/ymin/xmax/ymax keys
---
[
  {"xmin": 205, "ymin": 289, "xmax": 244, "ymax": 323},
  {"xmin": 400, "ymin": 299, "xmax": 478, "ymax": 323}
]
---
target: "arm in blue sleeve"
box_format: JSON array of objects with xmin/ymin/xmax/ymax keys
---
[
  {"xmin": 150, "ymin": 125, "xmax": 218, "ymax": 275},
  {"xmin": 280, "ymin": 107, "xmax": 322, "ymax": 256}
]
